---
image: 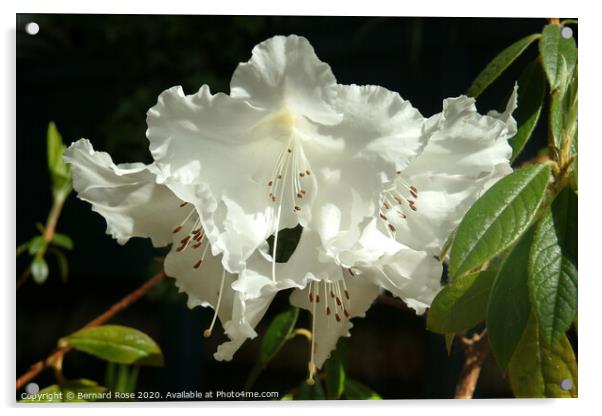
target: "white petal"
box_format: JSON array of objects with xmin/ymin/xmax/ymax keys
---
[
  {"xmin": 290, "ymin": 275, "xmax": 380, "ymax": 369},
  {"xmin": 362, "ymin": 247, "xmax": 442, "ymax": 315},
  {"xmin": 63, "ymin": 139, "xmax": 184, "ymax": 247},
  {"xmin": 230, "ymin": 35, "xmax": 341, "ymax": 125}
]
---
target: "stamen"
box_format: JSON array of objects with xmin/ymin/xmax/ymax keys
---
[
  {"xmin": 204, "ymin": 269, "xmax": 226, "ymax": 338},
  {"xmin": 307, "ymin": 282, "xmax": 318, "ymax": 385},
  {"xmin": 179, "ymin": 202, "xmax": 188, "ymax": 207}
]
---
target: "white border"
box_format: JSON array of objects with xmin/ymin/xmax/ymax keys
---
[{"xmin": 3, "ymin": 1, "xmax": 600, "ymax": 415}]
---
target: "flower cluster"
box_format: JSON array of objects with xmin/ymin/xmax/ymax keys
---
[{"xmin": 64, "ymin": 35, "xmax": 516, "ymax": 383}]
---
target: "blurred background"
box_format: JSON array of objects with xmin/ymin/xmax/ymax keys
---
[{"xmin": 17, "ymin": 14, "xmax": 554, "ymax": 400}]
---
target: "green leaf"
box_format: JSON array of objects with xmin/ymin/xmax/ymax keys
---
[
  {"xmin": 467, "ymin": 33, "xmax": 540, "ymax": 98},
  {"xmin": 20, "ymin": 379, "xmax": 108, "ymax": 403},
  {"xmin": 487, "ymin": 230, "xmax": 534, "ymax": 370},
  {"xmin": 28, "ymin": 236, "xmax": 47, "ymax": 256},
  {"xmin": 46, "ymin": 122, "xmax": 72, "ymax": 200},
  {"xmin": 49, "ymin": 247, "xmax": 69, "ymax": 283},
  {"xmin": 508, "ymin": 314, "xmax": 577, "ymax": 397},
  {"xmin": 444, "ymin": 334, "xmax": 455, "ymax": 356},
  {"xmin": 296, "ymin": 379, "xmax": 325, "ymax": 400},
  {"xmin": 17, "ymin": 240, "xmax": 31, "ymax": 256},
  {"xmin": 31, "ymin": 256, "xmax": 49, "ymax": 284},
  {"xmin": 52, "ymin": 233, "xmax": 74, "ymax": 250},
  {"xmin": 427, "ymin": 270, "xmax": 496, "ymax": 334},
  {"xmin": 62, "ymin": 325, "xmax": 164, "ymax": 366},
  {"xmin": 529, "ymin": 188, "xmax": 577, "ymax": 345},
  {"xmin": 344, "ymin": 379, "xmax": 382, "ymax": 400},
  {"xmin": 449, "ymin": 164, "xmax": 550, "ymax": 279},
  {"xmin": 259, "ymin": 307, "xmax": 299, "ymax": 365},
  {"xmin": 509, "ymin": 59, "xmax": 546, "ymax": 162},
  {"xmin": 325, "ymin": 344, "xmax": 346, "ymax": 399},
  {"xmin": 539, "ymin": 24, "xmax": 577, "ymax": 90}
]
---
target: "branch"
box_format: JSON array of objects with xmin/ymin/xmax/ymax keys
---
[
  {"xmin": 16, "ymin": 270, "xmax": 166, "ymax": 391},
  {"xmin": 454, "ymin": 330, "xmax": 489, "ymax": 399}
]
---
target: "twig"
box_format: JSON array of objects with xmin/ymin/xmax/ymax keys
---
[
  {"xmin": 16, "ymin": 270, "xmax": 166, "ymax": 391},
  {"xmin": 454, "ymin": 330, "xmax": 489, "ymax": 399}
]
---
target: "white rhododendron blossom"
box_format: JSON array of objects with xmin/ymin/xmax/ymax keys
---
[
  {"xmin": 146, "ymin": 34, "xmax": 429, "ymax": 278},
  {"xmin": 63, "ymin": 34, "xmax": 518, "ymax": 379},
  {"xmin": 63, "ymin": 139, "xmax": 269, "ymax": 361}
]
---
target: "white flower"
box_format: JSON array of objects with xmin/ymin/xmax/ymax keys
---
[
  {"xmin": 63, "ymin": 139, "xmax": 269, "ymax": 361},
  {"xmin": 146, "ymin": 34, "xmax": 428, "ymax": 278}
]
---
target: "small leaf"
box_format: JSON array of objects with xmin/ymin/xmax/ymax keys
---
[
  {"xmin": 510, "ymin": 59, "xmax": 546, "ymax": 162},
  {"xmin": 487, "ymin": 230, "xmax": 534, "ymax": 370},
  {"xmin": 28, "ymin": 236, "xmax": 47, "ymax": 256},
  {"xmin": 508, "ymin": 314, "xmax": 577, "ymax": 397},
  {"xmin": 325, "ymin": 343, "xmax": 346, "ymax": 399},
  {"xmin": 52, "ymin": 233, "xmax": 74, "ymax": 250},
  {"xmin": 31, "ymin": 256, "xmax": 49, "ymax": 284},
  {"xmin": 449, "ymin": 164, "xmax": 550, "ymax": 279},
  {"xmin": 295, "ymin": 379, "xmax": 325, "ymax": 400},
  {"xmin": 259, "ymin": 307, "xmax": 299, "ymax": 365},
  {"xmin": 46, "ymin": 122, "xmax": 72, "ymax": 200},
  {"xmin": 62, "ymin": 325, "xmax": 164, "ymax": 366},
  {"xmin": 344, "ymin": 379, "xmax": 382, "ymax": 400},
  {"xmin": 529, "ymin": 188, "xmax": 577, "ymax": 345},
  {"xmin": 467, "ymin": 33, "xmax": 540, "ymax": 98},
  {"xmin": 539, "ymin": 24, "xmax": 577, "ymax": 90},
  {"xmin": 427, "ymin": 270, "xmax": 496, "ymax": 334}
]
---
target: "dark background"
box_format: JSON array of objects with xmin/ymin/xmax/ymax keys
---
[{"xmin": 17, "ymin": 14, "xmax": 558, "ymax": 400}]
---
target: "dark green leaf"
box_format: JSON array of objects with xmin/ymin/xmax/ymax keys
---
[
  {"xmin": 295, "ymin": 379, "xmax": 325, "ymax": 400},
  {"xmin": 467, "ymin": 33, "xmax": 540, "ymax": 98},
  {"xmin": 259, "ymin": 307, "xmax": 299, "ymax": 365},
  {"xmin": 529, "ymin": 188, "xmax": 578, "ymax": 345},
  {"xmin": 427, "ymin": 270, "xmax": 496, "ymax": 334},
  {"xmin": 539, "ymin": 24, "xmax": 577, "ymax": 90},
  {"xmin": 325, "ymin": 344, "xmax": 346, "ymax": 399},
  {"xmin": 344, "ymin": 379, "xmax": 382, "ymax": 400},
  {"xmin": 508, "ymin": 313, "xmax": 577, "ymax": 397},
  {"xmin": 52, "ymin": 233, "xmax": 74, "ymax": 250},
  {"xmin": 449, "ymin": 164, "xmax": 550, "ymax": 279},
  {"xmin": 46, "ymin": 122, "xmax": 72, "ymax": 200},
  {"xmin": 62, "ymin": 325, "xmax": 164, "ymax": 366},
  {"xmin": 28, "ymin": 236, "xmax": 46, "ymax": 255},
  {"xmin": 487, "ymin": 230, "xmax": 534, "ymax": 370},
  {"xmin": 31, "ymin": 256, "xmax": 49, "ymax": 284},
  {"xmin": 510, "ymin": 60, "xmax": 546, "ymax": 162}
]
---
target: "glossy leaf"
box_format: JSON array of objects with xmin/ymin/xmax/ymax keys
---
[
  {"xmin": 62, "ymin": 325, "xmax": 164, "ymax": 366},
  {"xmin": 529, "ymin": 188, "xmax": 577, "ymax": 345},
  {"xmin": 427, "ymin": 270, "xmax": 496, "ymax": 334},
  {"xmin": 510, "ymin": 59, "xmax": 546, "ymax": 162},
  {"xmin": 52, "ymin": 233, "xmax": 74, "ymax": 250},
  {"xmin": 259, "ymin": 307, "xmax": 299, "ymax": 365},
  {"xmin": 508, "ymin": 314, "xmax": 577, "ymax": 397},
  {"xmin": 325, "ymin": 344, "xmax": 346, "ymax": 399},
  {"xmin": 449, "ymin": 164, "xmax": 550, "ymax": 279},
  {"xmin": 46, "ymin": 122, "xmax": 72, "ymax": 200},
  {"xmin": 539, "ymin": 24, "xmax": 577, "ymax": 90},
  {"xmin": 31, "ymin": 256, "xmax": 49, "ymax": 284},
  {"xmin": 467, "ymin": 33, "xmax": 540, "ymax": 98},
  {"xmin": 344, "ymin": 379, "xmax": 382, "ymax": 400},
  {"xmin": 487, "ymin": 230, "xmax": 534, "ymax": 370}
]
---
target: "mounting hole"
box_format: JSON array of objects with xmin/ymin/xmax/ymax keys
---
[
  {"xmin": 561, "ymin": 26, "xmax": 573, "ymax": 39},
  {"xmin": 25, "ymin": 22, "xmax": 39, "ymax": 36},
  {"xmin": 560, "ymin": 378, "xmax": 573, "ymax": 391}
]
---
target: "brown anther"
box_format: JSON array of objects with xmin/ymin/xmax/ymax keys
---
[
  {"xmin": 193, "ymin": 260, "xmax": 203, "ymax": 269},
  {"xmin": 176, "ymin": 245, "xmax": 185, "ymax": 252},
  {"xmin": 179, "ymin": 202, "xmax": 188, "ymax": 207},
  {"xmin": 299, "ymin": 172, "xmax": 305, "ymax": 177},
  {"xmin": 396, "ymin": 170, "xmax": 401, "ymax": 174},
  {"xmin": 278, "ymin": 175, "xmax": 282, "ymax": 179},
  {"xmin": 194, "ymin": 234, "xmax": 203, "ymax": 241},
  {"xmin": 180, "ymin": 236, "xmax": 191, "ymax": 245},
  {"xmin": 268, "ymin": 180, "xmax": 273, "ymax": 186},
  {"xmin": 335, "ymin": 313, "xmax": 341, "ymax": 322},
  {"xmin": 193, "ymin": 242, "xmax": 202, "ymax": 249},
  {"xmin": 193, "ymin": 228, "xmax": 202, "ymax": 235},
  {"xmin": 399, "ymin": 212, "xmax": 407, "ymax": 219},
  {"xmin": 379, "ymin": 213, "xmax": 388, "ymax": 221},
  {"xmin": 309, "ymin": 292, "xmax": 314, "ymax": 302},
  {"xmin": 316, "ymin": 294, "xmax": 320, "ymax": 303},
  {"xmin": 172, "ymin": 225, "xmax": 182, "ymax": 234},
  {"xmin": 300, "ymin": 190, "xmax": 306, "ymax": 195},
  {"xmin": 297, "ymin": 192, "xmax": 304, "ymax": 198},
  {"xmin": 410, "ymin": 204, "xmax": 417, "ymax": 212},
  {"xmin": 287, "ymin": 148, "xmax": 292, "ymax": 153},
  {"xmin": 344, "ymin": 308, "xmax": 350, "ymax": 318},
  {"xmin": 344, "ymin": 289, "xmax": 350, "ymax": 300},
  {"xmin": 348, "ymin": 268, "xmax": 355, "ymax": 276},
  {"xmin": 305, "ymin": 170, "xmax": 311, "ymax": 175},
  {"xmin": 394, "ymin": 196, "xmax": 403, "ymax": 205},
  {"xmin": 271, "ymin": 195, "xmax": 276, "ymax": 202},
  {"xmin": 330, "ymin": 291, "xmax": 335, "ymax": 298},
  {"xmin": 294, "ymin": 205, "xmax": 301, "ymax": 211},
  {"xmin": 335, "ymin": 297, "xmax": 341, "ymax": 306},
  {"xmin": 327, "ymin": 307, "xmax": 331, "ymax": 315},
  {"xmin": 383, "ymin": 202, "xmax": 390, "ymax": 210},
  {"xmin": 410, "ymin": 185, "xmax": 418, "ymax": 193},
  {"xmin": 388, "ymin": 223, "xmax": 397, "ymax": 232}
]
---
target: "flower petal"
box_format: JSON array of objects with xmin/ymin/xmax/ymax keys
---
[
  {"xmin": 63, "ymin": 139, "xmax": 185, "ymax": 247},
  {"xmin": 290, "ymin": 275, "xmax": 380, "ymax": 369}
]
